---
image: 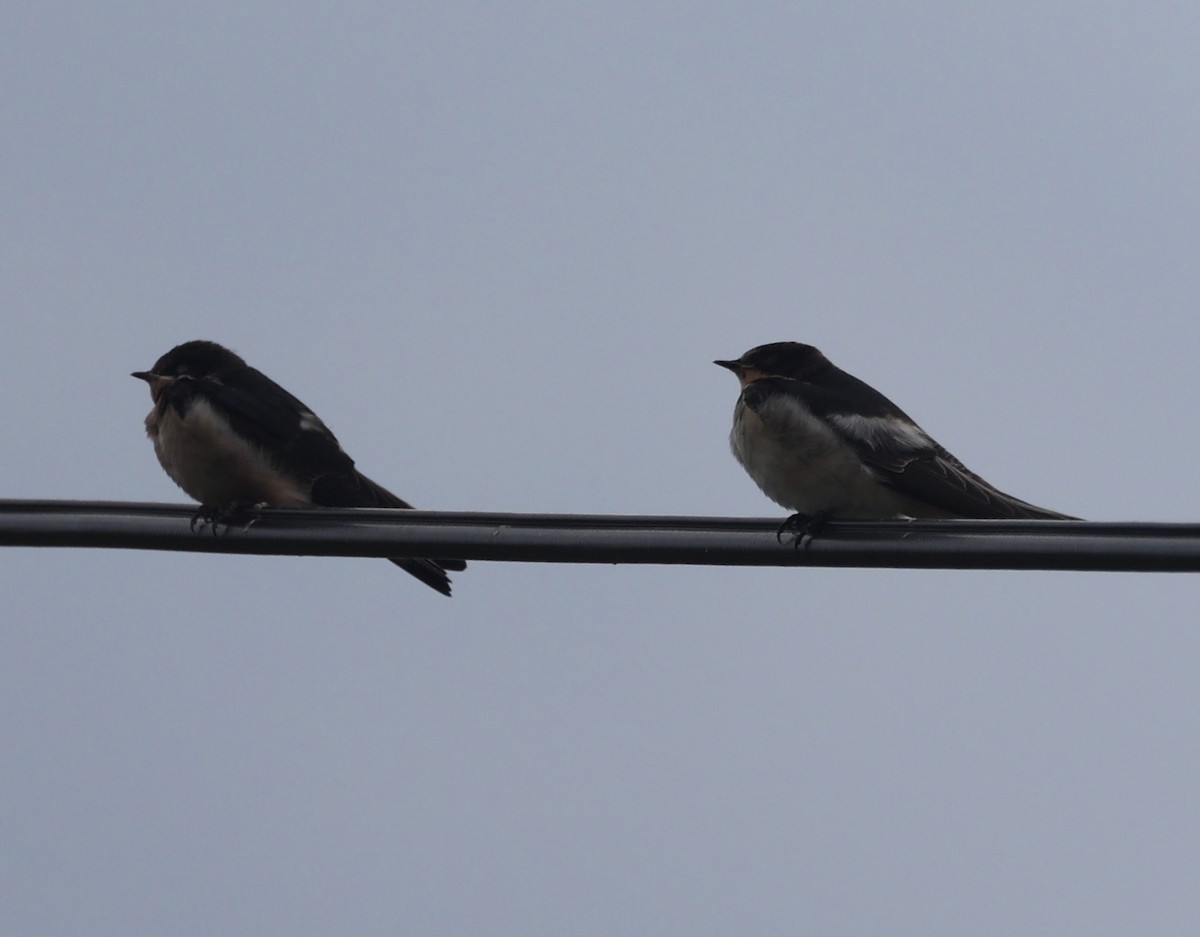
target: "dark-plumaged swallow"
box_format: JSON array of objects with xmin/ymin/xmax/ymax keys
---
[
  {"xmin": 715, "ymin": 342, "xmax": 1076, "ymax": 521},
  {"xmin": 133, "ymin": 340, "xmax": 466, "ymax": 595}
]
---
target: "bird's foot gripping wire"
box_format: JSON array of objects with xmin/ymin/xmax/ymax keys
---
[
  {"xmin": 776, "ymin": 512, "xmax": 831, "ymax": 550},
  {"xmin": 190, "ymin": 501, "xmax": 269, "ymax": 536}
]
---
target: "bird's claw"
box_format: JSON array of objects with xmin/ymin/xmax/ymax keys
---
[
  {"xmin": 190, "ymin": 506, "xmax": 220, "ymax": 536},
  {"xmin": 776, "ymin": 512, "xmax": 830, "ymax": 550},
  {"xmin": 189, "ymin": 501, "xmax": 267, "ymax": 537}
]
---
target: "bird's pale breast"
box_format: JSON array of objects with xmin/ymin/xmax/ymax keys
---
[
  {"xmin": 146, "ymin": 398, "xmax": 310, "ymax": 507},
  {"xmin": 730, "ymin": 391, "xmax": 939, "ymax": 518}
]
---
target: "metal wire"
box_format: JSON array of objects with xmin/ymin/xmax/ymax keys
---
[{"xmin": 2, "ymin": 499, "xmax": 1199, "ymax": 572}]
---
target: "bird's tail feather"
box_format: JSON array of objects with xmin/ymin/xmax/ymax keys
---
[
  {"xmin": 389, "ymin": 557, "xmax": 458, "ymax": 596},
  {"xmin": 311, "ymin": 470, "xmax": 466, "ymax": 595}
]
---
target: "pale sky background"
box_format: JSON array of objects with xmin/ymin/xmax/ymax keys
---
[{"xmin": 4, "ymin": 2, "xmax": 1200, "ymax": 934}]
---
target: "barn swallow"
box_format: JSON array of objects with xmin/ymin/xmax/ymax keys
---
[
  {"xmin": 133, "ymin": 340, "xmax": 466, "ymax": 595},
  {"xmin": 715, "ymin": 342, "xmax": 1076, "ymax": 522}
]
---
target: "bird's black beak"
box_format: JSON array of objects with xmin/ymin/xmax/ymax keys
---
[
  {"xmin": 713, "ymin": 359, "xmax": 742, "ymax": 373},
  {"xmin": 132, "ymin": 370, "xmax": 175, "ymax": 401}
]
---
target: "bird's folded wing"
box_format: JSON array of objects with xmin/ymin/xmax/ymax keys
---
[
  {"xmin": 189, "ymin": 367, "xmax": 356, "ymax": 478},
  {"xmin": 776, "ymin": 378, "xmax": 1074, "ymax": 520}
]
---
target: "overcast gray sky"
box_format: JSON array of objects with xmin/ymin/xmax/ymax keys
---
[{"xmin": 4, "ymin": 2, "xmax": 1200, "ymax": 934}]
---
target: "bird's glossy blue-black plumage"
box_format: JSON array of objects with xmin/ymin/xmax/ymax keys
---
[
  {"xmin": 135, "ymin": 339, "xmax": 465, "ymax": 594},
  {"xmin": 720, "ymin": 341, "xmax": 1076, "ymax": 521}
]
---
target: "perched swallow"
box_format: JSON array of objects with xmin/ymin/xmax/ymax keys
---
[
  {"xmin": 715, "ymin": 342, "xmax": 1076, "ymax": 521},
  {"xmin": 133, "ymin": 340, "xmax": 466, "ymax": 595}
]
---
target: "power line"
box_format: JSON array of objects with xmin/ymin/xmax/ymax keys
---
[{"xmin": 1, "ymin": 499, "xmax": 1198, "ymax": 572}]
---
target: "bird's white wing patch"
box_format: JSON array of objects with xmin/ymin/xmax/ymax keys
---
[
  {"xmin": 828, "ymin": 413, "xmax": 932, "ymax": 452},
  {"xmin": 298, "ymin": 410, "xmax": 331, "ymax": 435}
]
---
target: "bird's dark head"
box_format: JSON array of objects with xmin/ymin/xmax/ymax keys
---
[
  {"xmin": 132, "ymin": 340, "xmax": 247, "ymax": 399},
  {"xmin": 714, "ymin": 342, "xmax": 833, "ymax": 387}
]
